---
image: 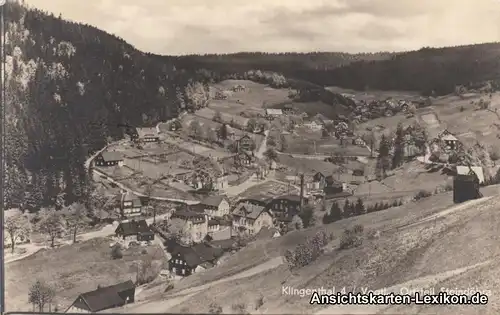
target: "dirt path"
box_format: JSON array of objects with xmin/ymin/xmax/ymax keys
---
[
  {"xmin": 5, "ymin": 213, "xmax": 171, "ymax": 264},
  {"xmin": 315, "ymin": 260, "xmax": 492, "ymax": 314},
  {"xmin": 256, "ymin": 130, "xmax": 269, "ymax": 160},
  {"xmin": 118, "ymin": 256, "xmax": 284, "ymax": 313}
]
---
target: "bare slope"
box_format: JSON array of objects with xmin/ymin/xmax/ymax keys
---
[{"xmin": 113, "ymin": 185, "xmax": 500, "ymax": 314}]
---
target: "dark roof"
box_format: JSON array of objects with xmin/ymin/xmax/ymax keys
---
[
  {"xmin": 240, "ymin": 194, "xmax": 272, "ymax": 203},
  {"xmin": 208, "ymin": 238, "xmax": 237, "ymax": 250},
  {"xmin": 170, "ymin": 243, "xmax": 224, "ymax": 268},
  {"xmin": 273, "ymin": 195, "xmax": 303, "ymax": 203},
  {"xmin": 232, "ymin": 203, "xmax": 267, "ymax": 220},
  {"xmin": 101, "ymin": 151, "xmax": 123, "ymax": 162},
  {"xmin": 325, "ymin": 191, "xmax": 352, "ymax": 200},
  {"xmin": 121, "ymin": 192, "xmax": 142, "ymax": 207},
  {"xmin": 201, "ymin": 195, "xmax": 227, "ymax": 207},
  {"xmin": 171, "ymin": 210, "xmax": 206, "ymax": 222},
  {"xmin": 77, "ymin": 280, "xmax": 135, "ymax": 312},
  {"xmin": 115, "ymin": 220, "xmax": 151, "ymax": 236}
]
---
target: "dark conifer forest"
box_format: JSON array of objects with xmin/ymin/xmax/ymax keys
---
[
  {"xmin": 4, "ymin": 1, "xmax": 500, "ymax": 210},
  {"xmin": 4, "ymin": 2, "xmax": 205, "ymax": 209}
]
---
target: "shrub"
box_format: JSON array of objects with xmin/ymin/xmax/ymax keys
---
[
  {"xmin": 490, "ymin": 148, "xmax": 500, "ymax": 161},
  {"xmin": 414, "ymin": 190, "xmax": 432, "ymax": 201},
  {"xmin": 208, "ymin": 302, "xmax": 223, "ymax": 314},
  {"xmin": 231, "ymin": 303, "xmax": 248, "ymax": 314},
  {"xmin": 255, "ymin": 295, "xmax": 264, "ymax": 310},
  {"xmin": 367, "ymin": 230, "xmax": 381, "ymax": 239},
  {"xmin": 443, "ymin": 183, "xmax": 453, "ymax": 191},
  {"xmin": 110, "ymin": 244, "xmax": 123, "ymax": 260},
  {"xmin": 284, "ymin": 231, "xmax": 329, "ymax": 269},
  {"xmin": 352, "ymin": 224, "xmax": 364, "ymax": 234},
  {"xmin": 339, "ymin": 226, "xmax": 364, "ymax": 250},
  {"xmin": 136, "ymin": 256, "xmax": 160, "ymax": 285}
]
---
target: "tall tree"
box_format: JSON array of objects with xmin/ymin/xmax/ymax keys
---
[
  {"xmin": 279, "ymin": 134, "xmax": 288, "ymax": 152},
  {"xmin": 62, "ymin": 202, "xmax": 89, "ymax": 243},
  {"xmin": 188, "ymin": 120, "xmax": 203, "ymax": 140},
  {"xmin": 246, "ymin": 118, "xmax": 257, "ymax": 132},
  {"xmin": 28, "ymin": 280, "xmax": 55, "ymax": 312},
  {"xmin": 217, "ymin": 123, "xmax": 228, "ymax": 140},
  {"xmin": 392, "ymin": 123, "xmax": 405, "ymax": 169},
  {"xmin": 299, "ymin": 204, "xmax": 315, "ymax": 228},
  {"xmin": 343, "ymin": 199, "xmax": 353, "ymax": 218},
  {"xmin": 263, "ymin": 148, "xmax": 278, "ymax": 166},
  {"xmin": 37, "ymin": 208, "xmax": 65, "ymax": 247},
  {"xmin": 376, "ymin": 134, "xmax": 392, "ymax": 179},
  {"xmin": 354, "ymin": 198, "xmax": 366, "ymax": 216},
  {"xmin": 4, "ymin": 209, "xmax": 29, "ymax": 253}
]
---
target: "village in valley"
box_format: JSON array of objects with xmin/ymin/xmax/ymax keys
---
[{"xmin": 5, "ymin": 75, "xmax": 500, "ymax": 313}]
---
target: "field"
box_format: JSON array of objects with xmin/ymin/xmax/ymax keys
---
[
  {"xmin": 237, "ymin": 181, "xmax": 299, "ymax": 200},
  {"xmin": 122, "ymin": 184, "xmax": 500, "ymax": 314},
  {"xmin": 278, "ymin": 129, "xmax": 370, "ymax": 156},
  {"xmin": 209, "ymin": 80, "xmax": 290, "ymax": 114},
  {"xmin": 356, "ymin": 91, "xmax": 500, "ymax": 151},
  {"xmin": 276, "ymin": 154, "xmax": 341, "ymax": 175},
  {"xmin": 5, "ymin": 237, "xmax": 166, "ymax": 312}
]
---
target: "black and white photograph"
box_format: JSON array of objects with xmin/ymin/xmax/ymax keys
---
[{"xmin": 2, "ymin": 0, "xmax": 500, "ymax": 314}]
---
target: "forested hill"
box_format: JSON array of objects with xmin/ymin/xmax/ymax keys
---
[
  {"xmin": 156, "ymin": 51, "xmax": 394, "ymax": 78},
  {"xmin": 4, "ymin": 2, "xmax": 209, "ymax": 210},
  {"xmin": 292, "ymin": 43, "xmax": 500, "ymax": 95},
  {"xmin": 156, "ymin": 43, "xmax": 500, "ymax": 97}
]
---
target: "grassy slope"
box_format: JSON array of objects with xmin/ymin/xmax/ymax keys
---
[
  {"xmin": 5, "ymin": 238, "xmax": 166, "ymax": 312},
  {"xmin": 126, "ymin": 184, "xmax": 500, "ymax": 314}
]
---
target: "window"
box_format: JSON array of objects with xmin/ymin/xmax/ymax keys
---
[{"xmin": 182, "ymin": 269, "xmax": 185, "ymax": 275}]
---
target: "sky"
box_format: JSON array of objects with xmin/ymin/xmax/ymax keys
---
[{"xmin": 24, "ymin": 0, "xmax": 500, "ymax": 55}]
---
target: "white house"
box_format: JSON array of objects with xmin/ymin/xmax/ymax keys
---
[
  {"xmin": 304, "ymin": 121, "xmax": 323, "ymax": 130},
  {"xmin": 199, "ymin": 195, "xmax": 230, "ymax": 218}
]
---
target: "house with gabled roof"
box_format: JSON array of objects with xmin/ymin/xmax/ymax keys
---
[
  {"xmin": 94, "ymin": 151, "xmax": 124, "ymax": 167},
  {"xmin": 265, "ymin": 108, "xmax": 283, "ymax": 117},
  {"xmin": 65, "ymin": 280, "xmax": 135, "ymax": 313},
  {"xmin": 198, "ymin": 195, "xmax": 230, "ymax": 219},
  {"xmin": 134, "ymin": 127, "xmax": 160, "ymax": 143},
  {"xmin": 168, "ymin": 243, "xmax": 224, "ymax": 277},
  {"xmin": 116, "ymin": 191, "xmax": 142, "ymax": 218},
  {"xmin": 114, "ymin": 219, "xmax": 154, "ymax": 242},
  {"xmin": 236, "ymin": 134, "xmax": 256, "ymax": 152},
  {"xmin": 438, "ymin": 130, "xmax": 460, "ymax": 150},
  {"xmin": 231, "ymin": 203, "xmax": 273, "ymax": 235},
  {"xmin": 169, "ymin": 210, "xmax": 209, "ymax": 244}
]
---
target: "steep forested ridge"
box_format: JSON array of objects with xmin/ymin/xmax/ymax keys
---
[
  {"xmin": 4, "ymin": 2, "xmax": 208, "ymax": 209},
  {"xmin": 161, "ymin": 44, "xmax": 500, "ymax": 97},
  {"xmin": 290, "ymin": 44, "xmax": 500, "ymax": 95}
]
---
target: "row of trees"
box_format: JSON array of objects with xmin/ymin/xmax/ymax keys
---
[
  {"xmin": 322, "ymin": 198, "xmax": 365, "ymax": 224},
  {"xmin": 6, "ymin": 202, "xmax": 93, "ymax": 253},
  {"xmin": 323, "ymin": 198, "xmax": 403, "ymax": 225},
  {"xmin": 5, "ymin": 181, "xmax": 115, "ymax": 253}
]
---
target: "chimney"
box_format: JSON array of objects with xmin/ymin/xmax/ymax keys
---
[{"xmin": 299, "ymin": 173, "xmax": 305, "ymax": 212}]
